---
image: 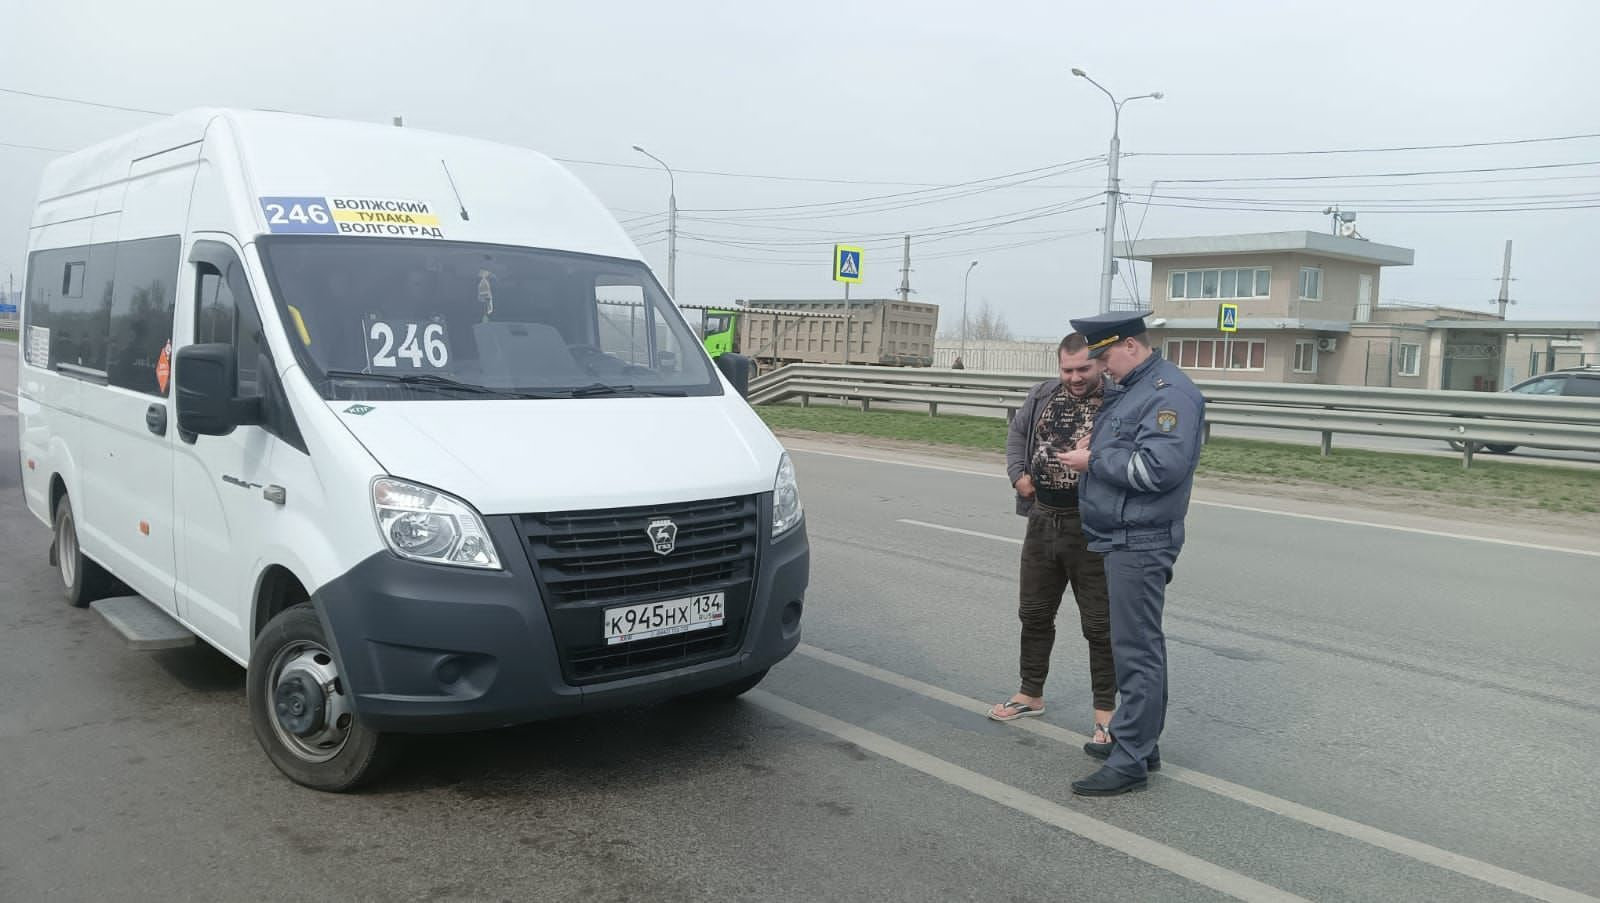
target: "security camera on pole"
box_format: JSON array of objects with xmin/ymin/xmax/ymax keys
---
[{"xmin": 1072, "ymin": 68, "xmax": 1162, "ymax": 315}]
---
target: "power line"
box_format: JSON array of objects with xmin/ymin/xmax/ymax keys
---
[
  {"xmin": 1123, "ymin": 198, "xmax": 1600, "ymax": 215},
  {"xmin": 1130, "ymin": 132, "xmax": 1600, "ymax": 158},
  {"xmin": 678, "ymin": 194, "xmax": 1104, "ymax": 248},
  {"xmin": 0, "ymin": 86, "xmax": 170, "ymax": 116},
  {"xmin": 1158, "ymin": 160, "xmax": 1600, "ymax": 184},
  {"xmin": 680, "ymin": 157, "xmax": 1105, "ymax": 215},
  {"xmin": 0, "ymin": 139, "xmax": 72, "ymax": 152}
]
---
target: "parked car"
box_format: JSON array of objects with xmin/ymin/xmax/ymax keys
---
[{"xmin": 1447, "ymin": 367, "xmax": 1600, "ymax": 453}]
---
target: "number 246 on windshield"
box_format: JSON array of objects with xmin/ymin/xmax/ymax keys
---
[{"xmin": 364, "ymin": 318, "xmax": 450, "ymax": 369}]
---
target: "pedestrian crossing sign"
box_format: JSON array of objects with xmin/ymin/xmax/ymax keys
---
[
  {"xmin": 833, "ymin": 244, "xmax": 863, "ymax": 283},
  {"xmin": 1218, "ymin": 303, "xmax": 1239, "ymax": 333}
]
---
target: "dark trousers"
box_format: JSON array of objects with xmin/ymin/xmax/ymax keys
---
[
  {"xmin": 1103, "ymin": 546, "xmax": 1179, "ymax": 779},
  {"xmin": 1017, "ymin": 505, "xmax": 1115, "ymax": 709}
]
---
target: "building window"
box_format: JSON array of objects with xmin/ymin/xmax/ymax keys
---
[
  {"xmin": 1397, "ymin": 343, "xmax": 1421, "ymax": 377},
  {"xmin": 1164, "ymin": 338, "xmax": 1266, "ymax": 371},
  {"xmin": 1299, "ymin": 267, "xmax": 1322, "ymax": 300},
  {"xmin": 1293, "ymin": 340, "xmax": 1317, "ymax": 374},
  {"xmin": 1169, "ymin": 267, "xmax": 1270, "ymax": 301}
]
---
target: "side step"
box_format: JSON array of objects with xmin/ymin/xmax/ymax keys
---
[{"xmin": 90, "ymin": 595, "xmax": 198, "ymax": 651}]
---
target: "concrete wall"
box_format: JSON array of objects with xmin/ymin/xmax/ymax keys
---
[{"xmin": 1331, "ymin": 325, "xmax": 1433, "ymax": 388}]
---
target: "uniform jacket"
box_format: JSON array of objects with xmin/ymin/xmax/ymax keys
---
[{"xmin": 1079, "ymin": 351, "xmax": 1206, "ymax": 552}]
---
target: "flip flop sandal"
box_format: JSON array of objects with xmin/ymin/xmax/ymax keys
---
[{"xmin": 987, "ymin": 700, "xmax": 1044, "ymax": 722}]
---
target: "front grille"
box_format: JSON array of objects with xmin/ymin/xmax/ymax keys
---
[{"xmin": 519, "ymin": 495, "xmax": 762, "ymax": 684}]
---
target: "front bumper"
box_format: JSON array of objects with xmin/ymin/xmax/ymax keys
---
[{"xmin": 315, "ymin": 505, "xmax": 808, "ymax": 733}]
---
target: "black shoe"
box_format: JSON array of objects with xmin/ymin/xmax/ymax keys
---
[
  {"xmin": 1071, "ymin": 765, "xmax": 1148, "ymax": 796},
  {"xmin": 1082, "ymin": 739, "xmax": 1161, "ymax": 772}
]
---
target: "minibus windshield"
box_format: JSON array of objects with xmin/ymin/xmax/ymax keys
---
[{"xmin": 257, "ymin": 237, "xmax": 720, "ymax": 400}]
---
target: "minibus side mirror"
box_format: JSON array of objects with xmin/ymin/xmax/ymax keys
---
[
  {"xmin": 716, "ymin": 353, "xmax": 752, "ymax": 399},
  {"xmin": 176, "ymin": 343, "xmax": 262, "ymax": 437}
]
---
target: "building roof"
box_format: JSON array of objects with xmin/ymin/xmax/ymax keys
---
[
  {"xmin": 1116, "ymin": 231, "xmax": 1414, "ymax": 267},
  {"xmin": 1425, "ymin": 320, "xmax": 1600, "ymax": 334},
  {"xmin": 1151, "ymin": 318, "xmax": 1353, "ymax": 333}
]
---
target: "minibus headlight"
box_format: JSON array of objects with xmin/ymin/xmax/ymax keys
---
[
  {"xmin": 772, "ymin": 453, "xmax": 803, "ymax": 537},
  {"xmin": 372, "ymin": 478, "xmax": 501, "ymax": 569}
]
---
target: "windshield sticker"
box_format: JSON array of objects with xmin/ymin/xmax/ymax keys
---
[
  {"xmin": 259, "ymin": 196, "xmax": 445, "ymax": 239},
  {"xmin": 363, "ymin": 316, "xmax": 451, "ymax": 370},
  {"xmin": 343, "ymin": 404, "xmax": 376, "ymax": 416}
]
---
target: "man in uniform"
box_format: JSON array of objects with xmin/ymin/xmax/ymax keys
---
[
  {"xmin": 987, "ymin": 333, "xmax": 1114, "ymax": 741},
  {"xmin": 1057, "ymin": 311, "xmax": 1205, "ymax": 796}
]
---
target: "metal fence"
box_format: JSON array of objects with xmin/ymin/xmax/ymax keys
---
[{"xmin": 748, "ymin": 363, "xmax": 1600, "ymax": 468}]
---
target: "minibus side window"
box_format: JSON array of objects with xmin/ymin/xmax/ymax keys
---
[
  {"xmin": 107, "ymin": 236, "xmax": 181, "ymax": 396},
  {"xmin": 195, "ymin": 261, "xmax": 264, "ymax": 398},
  {"xmin": 192, "ymin": 252, "xmax": 306, "ymax": 453}
]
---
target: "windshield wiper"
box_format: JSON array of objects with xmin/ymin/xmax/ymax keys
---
[
  {"xmin": 323, "ymin": 370, "xmax": 559, "ymax": 400},
  {"xmin": 569, "ymin": 383, "xmax": 633, "ymax": 397}
]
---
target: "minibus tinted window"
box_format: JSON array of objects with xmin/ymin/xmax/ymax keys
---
[
  {"xmin": 257, "ymin": 237, "xmax": 720, "ymax": 400},
  {"xmin": 107, "ymin": 236, "xmax": 181, "ymax": 396}
]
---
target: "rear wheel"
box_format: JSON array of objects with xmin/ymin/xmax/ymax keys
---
[
  {"xmin": 52, "ymin": 494, "xmax": 116, "ymax": 608},
  {"xmin": 1485, "ymin": 444, "xmax": 1517, "ymax": 454},
  {"xmin": 247, "ymin": 603, "xmax": 391, "ymax": 792}
]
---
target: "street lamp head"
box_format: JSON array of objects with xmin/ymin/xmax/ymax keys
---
[
  {"xmin": 969, "ymin": 260, "xmax": 979, "ymax": 269},
  {"xmin": 1150, "ymin": 91, "xmax": 1165, "ymax": 100},
  {"xmin": 1071, "ymin": 68, "xmax": 1087, "ymax": 77},
  {"xmin": 631, "ymin": 144, "xmax": 645, "ymax": 153}
]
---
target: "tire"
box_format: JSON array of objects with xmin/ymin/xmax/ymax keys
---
[
  {"xmin": 692, "ymin": 668, "xmax": 770, "ymax": 701},
  {"xmin": 52, "ymin": 494, "xmax": 116, "ymax": 608},
  {"xmin": 1485, "ymin": 444, "xmax": 1517, "ymax": 454},
  {"xmin": 247, "ymin": 603, "xmax": 391, "ymax": 792},
  {"xmin": 1447, "ymin": 440, "xmax": 1467, "ymax": 452}
]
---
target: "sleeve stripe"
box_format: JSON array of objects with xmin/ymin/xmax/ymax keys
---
[{"xmin": 1129, "ymin": 453, "xmax": 1158, "ymax": 492}]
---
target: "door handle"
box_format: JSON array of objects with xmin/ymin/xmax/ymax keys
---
[{"xmin": 145, "ymin": 403, "xmax": 168, "ymax": 437}]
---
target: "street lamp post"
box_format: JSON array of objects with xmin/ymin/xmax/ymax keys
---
[
  {"xmin": 960, "ymin": 260, "xmax": 978, "ymax": 366},
  {"xmin": 1071, "ymin": 68, "xmax": 1161, "ymax": 315},
  {"xmin": 632, "ymin": 145, "xmax": 677, "ymax": 297}
]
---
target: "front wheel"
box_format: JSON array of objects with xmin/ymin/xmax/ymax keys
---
[{"xmin": 247, "ymin": 603, "xmax": 391, "ymax": 792}]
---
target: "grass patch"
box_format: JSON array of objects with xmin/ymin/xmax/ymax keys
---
[
  {"xmin": 0, "ymin": 328, "xmax": 15, "ymax": 343},
  {"xmin": 755, "ymin": 404, "xmax": 1600, "ymax": 515},
  {"xmin": 758, "ymin": 403, "xmax": 1008, "ymax": 450}
]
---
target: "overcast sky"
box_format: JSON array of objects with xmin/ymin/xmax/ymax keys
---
[{"xmin": 2, "ymin": 0, "xmax": 1597, "ymax": 337}]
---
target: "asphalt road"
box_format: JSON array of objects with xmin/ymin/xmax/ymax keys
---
[{"xmin": 3, "ymin": 342, "xmax": 1598, "ymax": 902}]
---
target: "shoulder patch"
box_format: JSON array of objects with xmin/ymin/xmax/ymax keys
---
[
  {"xmin": 1154, "ymin": 377, "xmax": 1169, "ymax": 389},
  {"xmin": 1156, "ymin": 409, "xmax": 1179, "ymax": 433}
]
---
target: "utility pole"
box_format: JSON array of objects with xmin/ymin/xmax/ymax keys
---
[
  {"xmin": 633, "ymin": 145, "xmax": 677, "ymax": 297},
  {"xmin": 960, "ymin": 260, "xmax": 978, "ymax": 366},
  {"xmin": 1073, "ymin": 69, "xmax": 1162, "ymax": 315},
  {"xmin": 897, "ymin": 235, "xmax": 912, "ymax": 303},
  {"xmin": 1496, "ymin": 239, "xmax": 1513, "ymax": 319}
]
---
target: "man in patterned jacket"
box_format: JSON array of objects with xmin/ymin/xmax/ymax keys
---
[{"xmin": 988, "ymin": 333, "xmax": 1115, "ymax": 746}]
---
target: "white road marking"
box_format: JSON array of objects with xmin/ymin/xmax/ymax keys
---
[
  {"xmin": 791, "ymin": 447, "xmax": 1600, "ymax": 559},
  {"xmin": 795, "ymin": 643, "xmax": 1599, "ymax": 903},
  {"xmin": 749, "ymin": 689, "xmax": 1309, "ymax": 903}
]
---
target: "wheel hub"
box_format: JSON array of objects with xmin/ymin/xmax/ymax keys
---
[
  {"xmin": 266, "ymin": 644, "xmax": 352, "ymax": 763},
  {"xmin": 274, "ymin": 670, "xmax": 327, "ymax": 737}
]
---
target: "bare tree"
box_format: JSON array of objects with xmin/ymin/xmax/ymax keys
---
[{"xmin": 970, "ymin": 299, "xmax": 1013, "ymax": 342}]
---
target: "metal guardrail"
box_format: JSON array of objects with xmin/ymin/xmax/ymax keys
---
[{"xmin": 748, "ymin": 364, "xmax": 1600, "ymax": 467}]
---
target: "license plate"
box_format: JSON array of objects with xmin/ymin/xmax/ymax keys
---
[{"xmin": 603, "ymin": 592, "xmax": 725, "ymax": 646}]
